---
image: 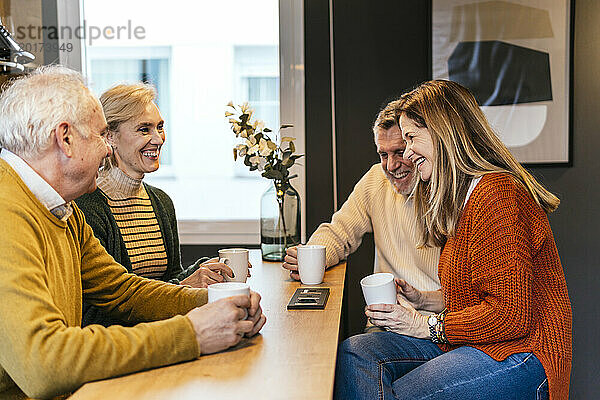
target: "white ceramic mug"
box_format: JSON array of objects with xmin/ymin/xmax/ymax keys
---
[
  {"xmin": 218, "ymin": 248, "xmax": 249, "ymax": 282},
  {"xmin": 297, "ymin": 245, "xmax": 326, "ymax": 285},
  {"xmin": 360, "ymin": 273, "xmax": 397, "ymax": 305},
  {"xmin": 207, "ymin": 282, "xmax": 250, "ymax": 319},
  {"xmin": 207, "ymin": 282, "xmax": 250, "ymax": 302}
]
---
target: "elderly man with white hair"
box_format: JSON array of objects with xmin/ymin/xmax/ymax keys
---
[{"xmin": 0, "ymin": 65, "xmax": 266, "ymax": 399}]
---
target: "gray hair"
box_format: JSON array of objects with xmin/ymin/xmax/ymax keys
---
[
  {"xmin": 0, "ymin": 65, "xmax": 98, "ymax": 158},
  {"xmin": 372, "ymin": 98, "xmax": 403, "ymax": 136}
]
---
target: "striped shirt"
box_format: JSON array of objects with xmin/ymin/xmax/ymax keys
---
[{"xmin": 97, "ymin": 167, "xmax": 168, "ymax": 279}]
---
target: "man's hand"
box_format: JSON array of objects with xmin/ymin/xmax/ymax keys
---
[
  {"xmin": 180, "ymin": 258, "xmax": 234, "ymax": 288},
  {"xmin": 186, "ymin": 294, "xmax": 255, "ymax": 355},
  {"xmin": 245, "ymin": 290, "xmax": 267, "ymax": 337},
  {"xmin": 365, "ymin": 296, "xmax": 429, "ymax": 338},
  {"xmin": 282, "ymin": 246, "xmax": 300, "ymax": 280}
]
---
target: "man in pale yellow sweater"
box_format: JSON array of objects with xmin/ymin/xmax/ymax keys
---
[
  {"xmin": 283, "ymin": 100, "xmax": 440, "ymax": 292},
  {"xmin": 0, "ymin": 66, "xmax": 266, "ymax": 399}
]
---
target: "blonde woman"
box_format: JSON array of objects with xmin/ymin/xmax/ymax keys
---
[
  {"xmin": 335, "ymin": 80, "xmax": 571, "ymax": 400},
  {"xmin": 76, "ymin": 83, "xmax": 234, "ymax": 327}
]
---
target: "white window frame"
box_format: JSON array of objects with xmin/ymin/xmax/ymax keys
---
[
  {"xmin": 233, "ymin": 46, "xmax": 280, "ymax": 179},
  {"xmin": 56, "ymin": 0, "xmax": 84, "ymax": 72},
  {"xmin": 179, "ymin": 0, "xmax": 306, "ymax": 245}
]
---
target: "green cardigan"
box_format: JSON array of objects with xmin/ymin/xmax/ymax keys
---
[{"xmin": 75, "ymin": 183, "xmax": 208, "ymax": 327}]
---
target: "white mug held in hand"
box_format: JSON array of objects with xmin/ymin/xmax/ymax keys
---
[
  {"xmin": 218, "ymin": 248, "xmax": 249, "ymax": 283},
  {"xmin": 208, "ymin": 282, "xmax": 250, "ymax": 319},
  {"xmin": 297, "ymin": 245, "xmax": 326, "ymax": 285},
  {"xmin": 360, "ymin": 273, "xmax": 397, "ymax": 305}
]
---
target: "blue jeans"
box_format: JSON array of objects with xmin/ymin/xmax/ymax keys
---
[{"xmin": 334, "ymin": 332, "xmax": 548, "ymax": 400}]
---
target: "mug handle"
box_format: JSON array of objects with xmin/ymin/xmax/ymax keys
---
[{"xmin": 218, "ymin": 257, "xmax": 235, "ymax": 279}]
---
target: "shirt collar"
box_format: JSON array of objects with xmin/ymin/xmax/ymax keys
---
[
  {"xmin": 0, "ymin": 148, "xmax": 73, "ymax": 221},
  {"xmin": 464, "ymin": 176, "xmax": 483, "ymax": 207}
]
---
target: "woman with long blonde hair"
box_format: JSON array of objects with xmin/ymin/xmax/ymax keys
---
[{"xmin": 335, "ymin": 80, "xmax": 572, "ymax": 400}]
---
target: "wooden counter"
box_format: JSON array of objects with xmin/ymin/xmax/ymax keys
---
[{"xmin": 70, "ymin": 249, "xmax": 346, "ymax": 400}]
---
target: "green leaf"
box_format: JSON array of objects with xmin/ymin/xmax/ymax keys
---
[
  {"xmin": 289, "ymin": 141, "xmax": 296, "ymax": 153},
  {"xmin": 262, "ymin": 169, "xmax": 277, "ymax": 179},
  {"xmin": 280, "ymin": 124, "xmax": 294, "ymax": 129},
  {"xmin": 263, "ymin": 127, "xmax": 272, "ymax": 133},
  {"xmin": 233, "ymin": 148, "xmax": 237, "ymax": 161},
  {"xmin": 240, "ymin": 113, "xmax": 250, "ymax": 125},
  {"xmin": 262, "ymin": 169, "xmax": 284, "ymax": 180}
]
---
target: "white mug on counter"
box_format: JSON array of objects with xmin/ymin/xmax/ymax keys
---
[
  {"xmin": 207, "ymin": 282, "xmax": 250, "ymax": 303},
  {"xmin": 297, "ymin": 245, "xmax": 326, "ymax": 285},
  {"xmin": 218, "ymin": 248, "xmax": 249, "ymax": 282},
  {"xmin": 360, "ymin": 273, "xmax": 397, "ymax": 305},
  {"xmin": 207, "ymin": 282, "xmax": 250, "ymax": 319}
]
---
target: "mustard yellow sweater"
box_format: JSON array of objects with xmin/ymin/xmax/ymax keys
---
[{"xmin": 0, "ymin": 159, "xmax": 207, "ymax": 399}]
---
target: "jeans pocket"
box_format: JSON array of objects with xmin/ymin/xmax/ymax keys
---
[{"xmin": 536, "ymin": 378, "xmax": 549, "ymax": 400}]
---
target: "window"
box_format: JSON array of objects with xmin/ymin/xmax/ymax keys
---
[
  {"xmin": 233, "ymin": 45, "xmax": 279, "ymax": 178},
  {"xmin": 79, "ymin": 0, "xmax": 304, "ymax": 244}
]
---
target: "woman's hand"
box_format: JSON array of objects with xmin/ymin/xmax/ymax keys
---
[
  {"xmin": 180, "ymin": 259, "xmax": 234, "ymax": 288},
  {"xmin": 395, "ymin": 278, "xmax": 424, "ymax": 309},
  {"xmin": 396, "ymin": 278, "xmax": 445, "ymax": 313},
  {"xmin": 365, "ymin": 296, "xmax": 429, "ymax": 338}
]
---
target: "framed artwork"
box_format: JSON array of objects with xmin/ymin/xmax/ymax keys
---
[{"xmin": 432, "ymin": 0, "xmax": 574, "ymax": 165}]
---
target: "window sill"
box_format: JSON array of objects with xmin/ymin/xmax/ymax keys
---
[{"xmin": 178, "ymin": 219, "xmax": 260, "ymax": 245}]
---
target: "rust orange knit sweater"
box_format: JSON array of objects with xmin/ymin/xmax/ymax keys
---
[{"xmin": 439, "ymin": 173, "xmax": 572, "ymax": 400}]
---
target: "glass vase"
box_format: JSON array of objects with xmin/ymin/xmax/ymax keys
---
[{"xmin": 260, "ymin": 179, "xmax": 301, "ymax": 261}]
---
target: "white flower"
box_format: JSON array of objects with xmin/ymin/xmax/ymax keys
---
[
  {"xmin": 241, "ymin": 102, "xmax": 251, "ymax": 113},
  {"xmin": 225, "ymin": 111, "xmax": 234, "ymax": 117},
  {"xmin": 257, "ymin": 157, "xmax": 267, "ymax": 171},
  {"xmin": 229, "ymin": 121, "xmax": 242, "ymax": 135},
  {"xmin": 236, "ymin": 144, "xmax": 248, "ymax": 157},
  {"xmin": 226, "ymin": 101, "xmax": 234, "ymax": 108},
  {"xmin": 246, "ymin": 137, "xmax": 258, "ymax": 155},
  {"xmin": 253, "ymin": 119, "xmax": 265, "ymax": 131},
  {"xmin": 240, "ymin": 129, "xmax": 248, "ymax": 138},
  {"xmin": 249, "ymin": 155, "xmax": 261, "ymax": 165},
  {"xmin": 259, "ymin": 138, "xmax": 273, "ymax": 156}
]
